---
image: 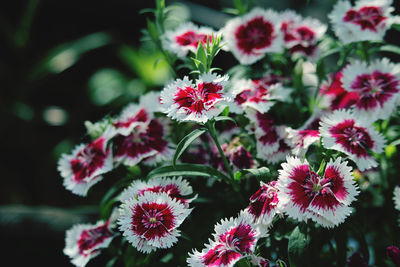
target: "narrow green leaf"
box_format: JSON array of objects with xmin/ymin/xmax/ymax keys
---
[
  {"xmin": 234, "ymin": 167, "xmax": 269, "ymax": 181},
  {"xmin": 391, "ymin": 23, "xmax": 400, "ymax": 31},
  {"xmin": 196, "ymin": 41, "xmax": 207, "ymax": 66},
  {"xmin": 378, "ymin": 44, "xmax": 400, "ymax": 55},
  {"xmin": 106, "ymin": 257, "xmax": 118, "ymax": 267},
  {"xmin": 139, "ymin": 8, "xmax": 155, "ymax": 14},
  {"xmin": 147, "ymin": 163, "xmax": 231, "ymax": 182},
  {"xmin": 173, "ymin": 128, "xmax": 207, "ymax": 167},
  {"xmin": 288, "ymin": 226, "xmax": 311, "ymax": 267},
  {"xmin": 214, "ymin": 116, "xmax": 236, "ymax": 124},
  {"xmin": 146, "ymin": 19, "xmax": 158, "ymax": 41}
]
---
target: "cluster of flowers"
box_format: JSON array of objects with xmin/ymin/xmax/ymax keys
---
[{"xmin": 58, "ymin": 0, "xmax": 400, "ymax": 266}]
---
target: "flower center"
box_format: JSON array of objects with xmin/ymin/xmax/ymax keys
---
[
  {"xmin": 235, "ymin": 17, "xmax": 274, "ymax": 53},
  {"xmin": 303, "ymin": 171, "xmax": 332, "ymax": 197},
  {"xmin": 142, "ymin": 209, "xmax": 163, "ymax": 229},
  {"xmin": 343, "ymin": 6, "xmax": 386, "ymax": 31}
]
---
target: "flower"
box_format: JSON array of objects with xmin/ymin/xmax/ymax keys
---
[
  {"xmin": 228, "ymin": 79, "xmax": 291, "ymax": 114},
  {"xmin": 341, "ymin": 58, "xmax": 400, "ymax": 120},
  {"xmin": 246, "ymin": 181, "xmax": 280, "ymax": 228},
  {"xmin": 160, "ymin": 73, "xmax": 230, "ymax": 123},
  {"xmin": 280, "ymin": 10, "xmax": 327, "ymax": 58},
  {"xmin": 162, "ymin": 22, "xmax": 215, "ymax": 57},
  {"xmin": 318, "ymin": 71, "xmax": 359, "ymax": 111},
  {"xmin": 329, "ymin": 0, "xmax": 399, "ymax": 44},
  {"xmin": 319, "ymin": 109, "xmax": 386, "ymax": 171},
  {"xmin": 277, "ymin": 156, "xmax": 359, "ymax": 228},
  {"xmin": 64, "ymin": 220, "xmax": 115, "ymax": 267},
  {"xmin": 222, "ymin": 8, "xmax": 283, "ymax": 65},
  {"xmin": 119, "ymin": 176, "xmax": 196, "ymax": 207},
  {"xmin": 58, "ymin": 134, "xmax": 113, "ymax": 196},
  {"xmin": 386, "ymin": 246, "xmax": 400, "ymax": 266},
  {"xmin": 394, "ymin": 186, "xmax": 400, "ymax": 211},
  {"xmin": 118, "ymin": 191, "xmax": 192, "ymax": 253},
  {"xmin": 187, "ymin": 212, "xmax": 265, "ymax": 267}
]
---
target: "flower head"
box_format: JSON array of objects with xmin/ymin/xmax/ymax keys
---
[
  {"xmin": 58, "ymin": 134, "xmax": 113, "ymax": 196},
  {"xmin": 277, "ymin": 156, "xmax": 359, "ymax": 228},
  {"xmin": 342, "ymin": 58, "xmax": 400, "ymax": 120},
  {"xmin": 187, "ymin": 212, "xmax": 264, "ymax": 267},
  {"xmin": 319, "ymin": 109, "xmax": 386, "ymax": 171},
  {"xmin": 64, "ymin": 220, "xmax": 115, "ymax": 267},
  {"xmin": 162, "ymin": 22, "xmax": 215, "ymax": 57},
  {"xmin": 329, "ymin": 0, "xmax": 398, "ymax": 44},
  {"xmin": 222, "ymin": 8, "xmax": 283, "ymax": 65},
  {"xmin": 119, "ymin": 176, "xmax": 196, "ymax": 207},
  {"xmin": 161, "ymin": 73, "xmax": 230, "ymax": 123},
  {"xmin": 118, "ymin": 191, "xmax": 192, "ymax": 253}
]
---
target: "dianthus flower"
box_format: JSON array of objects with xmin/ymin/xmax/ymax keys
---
[
  {"xmin": 187, "ymin": 212, "xmax": 265, "ymax": 267},
  {"xmin": 64, "ymin": 220, "xmax": 115, "ymax": 267},
  {"xmin": 277, "ymin": 156, "xmax": 359, "ymax": 228},
  {"xmin": 280, "ymin": 10, "xmax": 327, "ymax": 58},
  {"xmin": 329, "ymin": 0, "xmax": 399, "ymax": 44},
  {"xmin": 160, "ymin": 73, "xmax": 230, "ymax": 123},
  {"xmin": 222, "ymin": 8, "xmax": 283, "ymax": 65},
  {"xmin": 229, "ymin": 79, "xmax": 291, "ymax": 114},
  {"xmin": 58, "ymin": 133, "xmax": 113, "ymax": 196},
  {"xmin": 118, "ymin": 191, "xmax": 192, "ymax": 253},
  {"xmin": 319, "ymin": 109, "xmax": 386, "ymax": 171},
  {"xmin": 119, "ymin": 176, "xmax": 196, "ymax": 208},
  {"xmin": 162, "ymin": 22, "xmax": 215, "ymax": 57},
  {"xmin": 285, "ymin": 128, "xmax": 320, "ymax": 157},
  {"xmin": 341, "ymin": 58, "xmax": 400, "ymax": 120}
]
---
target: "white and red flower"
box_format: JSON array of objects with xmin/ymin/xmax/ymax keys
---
[
  {"xmin": 161, "ymin": 73, "xmax": 230, "ymax": 123},
  {"xmin": 119, "ymin": 176, "xmax": 196, "ymax": 207},
  {"xmin": 118, "ymin": 191, "xmax": 192, "ymax": 253},
  {"xmin": 320, "ymin": 109, "xmax": 386, "ymax": 171},
  {"xmin": 285, "ymin": 128, "xmax": 320, "ymax": 157},
  {"xmin": 280, "ymin": 10, "xmax": 327, "ymax": 58},
  {"xmin": 162, "ymin": 22, "xmax": 215, "ymax": 57},
  {"xmin": 318, "ymin": 71, "xmax": 359, "ymax": 111},
  {"xmin": 64, "ymin": 220, "xmax": 115, "ymax": 267},
  {"xmin": 229, "ymin": 79, "xmax": 291, "ymax": 114},
  {"xmin": 342, "ymin": 58, "xmax": 400, "ymax": 120},
  {"xmin": 329, "ymin": 0, "xmax": 399, "ymax": 44},
  {"xmin": 58, "ymin": 134, "xmax": 113, "ymax": 196},
  {"xmin": 222, "ymin": 8, "xmax": 283, "ymax": 65},
  {"xmin": 277, "ymin": 156, "xmax": 359, "ymax": 228},
  {"xmin": 246, "ymin": 181, "xmax": 280, "ymax": 228},
  {"xmin": 394, "ymin": 186, "xmax": 400, "ymax": 211},
  {"xmin": 187, "ymin": 212, "xmax": 264, "ymax": 267}
]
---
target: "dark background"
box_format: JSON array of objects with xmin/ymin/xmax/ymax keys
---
[{"xmin": 0, "ymin": 0, "xmax": 399, "ymax": 266}]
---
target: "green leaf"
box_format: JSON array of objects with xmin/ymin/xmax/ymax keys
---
[
  {"xmin": 173, "ymin": 128, "xmax": 207, "ymax": 167},
  {"xmin": 139, "ymin": 8, "xmax": 155, "ymax": 14},
  {"xmin": 106, "ymin": 257, "xmax": 118, "ymax": 267},
  {"xmin": 378, "ymin": 44, "xmax": 400, "ymax": 55},
  {"xmin": 146, "ymin": 19, "xmax": 159, "ymax": 41},
  {"xmin": 288, "ymin": 226, "xmax": 311, "ymax": 267},
  {"xmin": 391, "ymin": 23, "xmax": 400, "ymax": 31},
  {"xmin": 214, "ymin": 116, "xmax": 236, "ymax": 124},
  {"xmin": 234, "ymin": 167, "xmax": 270, "ymax": 181},
  {"xmin": 147, "ymin": 164, "xmax": 231, "ymax": 182},
  {"xmin": 293, "ymin": 58, "xmax": 304, "ymax": 90},
  {"xmin": 196, "ymin": 41, "xmax": 207, "ymax": 65}
]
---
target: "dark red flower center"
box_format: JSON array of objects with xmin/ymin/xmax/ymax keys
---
[
  {"xmin": 175, "ymin": 31, "xmax": 209, "ymax": 48},
  {"xmin": 132, "ymin": 202, "xmax": 175, "ymax": 240},
  {"xmin": 235, "ymin": 16, "xmax": 275, "ymax": 53},
  {"xmin": 343, "ymin": 6, "xmax": 386, "ymax": 32},
  {"xmin": 329, "ymin": 119, "xmax": 374, "ymax": 157},
  {"xmin": 78, "ymin": 223, "xmax": 113, "ymax": 256},
  {"xmin": 219, "ymin": 224, "xmax": 256, "ymax": 253}
]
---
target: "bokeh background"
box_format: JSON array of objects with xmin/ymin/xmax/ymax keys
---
[{"xmin": 1, "ymin": 0, "xmax": 399, "ymax": 266}]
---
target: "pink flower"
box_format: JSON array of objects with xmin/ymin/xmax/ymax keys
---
[
  {"xmin": 118, "ymin": 191, "xmax": 192, "ymax": 253},
  {"xmin": 229, "ymin": 79, "xmax": 291, "ymax": 114},
  {"xmin": 119, "ymin": 176, "xmax": 196, "ymax": 208},
  {"xmin": 280, "ymin": 10, "xmax": 327, "ymax": 58},
  {"xmin": 329, "ymin": 0, "xmax": 399, "ymax": 44},
  {"xmin": 319, "ymin": 109, "xmax": 386, "ymax": 171},
  {"xmin": 222, "ymin": 8, "xmax": 283, "ymax": 65},
  {"xmin": 386, "ymin": 246, "xmax": 400, "ymax": 266},
  {"xmin": 58, "ymin": 134, "xmax": 113, "ymax": 196},
  {"xmin": 246, "ymin": 181, "xmax": 280, "ymax": 228},
  {"xmin": 162, "ymin": 22, "xmax": 215, "ymax": 57},
  {"xmin": 64, "ymin": 220, "xmax": 115, "ymax": 267},
  {"xmin": 285, "ymin": 128, "xmax": 320, "ymax": 157},
  {"xmin": 277, "ymin": 156, "xmax": 359, "ymax": 228},
  {"xmin": 342, "ymin": 58, "xmax": 400, "ymax": 120},
  {"xmin": 161, "ymin": 73, "xmax": 230, "ymax": 123},
  {"xmin": 318, "ymin": 71, "xmax": 359, "ymax": 111},
  {"xmin": 187, "ymin": 212, "xmax": 265, "ymax": 267}
]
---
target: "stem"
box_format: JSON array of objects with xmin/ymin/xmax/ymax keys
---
[
  {"xmin": 360, "ymin": 41, "xmax": 370, "ymax": 63},
  {"xmin": 205, "ymin": 120, "xmax": 235, "ymax": 181}
]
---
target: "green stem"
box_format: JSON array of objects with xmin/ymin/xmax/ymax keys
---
[
  {"xmin": 205, "ymin": 120, "xmax": 235, "ymax": 181},
  {"xmin": 360, "ymin": 41, "xmax": 370, "ymax": 63}
]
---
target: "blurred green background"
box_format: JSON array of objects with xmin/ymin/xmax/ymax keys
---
[{"xmin": 0, "ymin": 0, "xmax": 399, "ymax": 266}]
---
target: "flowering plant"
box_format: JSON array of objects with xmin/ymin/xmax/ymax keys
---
[{"xmin": 59, "ymin": 0, "xmax": 400, "ymax": 266}]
